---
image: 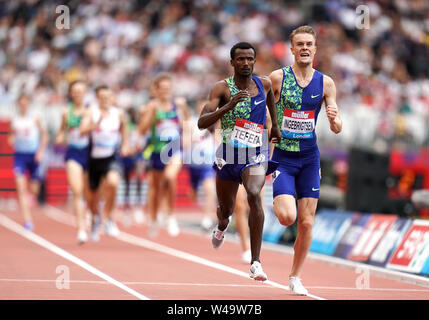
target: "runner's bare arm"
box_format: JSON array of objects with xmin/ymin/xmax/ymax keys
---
[
  {"xmin": 260, "ymin": 76, "xmax": 281, "ymax": 143},
  {"xmin": 79, "ymin": 106, "xmax": 98, "ymax": 135},
  {"xmin": 55, "ymin": 108, "xmax": 68, "ymax": 145},
  {"xmin": 323, "ymin": 75, "xmax": 342, "ymax": 134},
  {"xmin": 268, "ymin": 69, "xmax": 283, "ymax": 103},
  {"xmin": 35, "ymin": 115, "xmax": 48, "ymax": 163},
  {"xmin": 175, "ymin": 96, "xmax": 190, "ymax": 132},
  {"xmin": 119, "ymin": 109, "xmax": 130, "ymax": 157},
  {"xmin": 198, "ymin": 81, "xmax": 249, "ymax": 130},
  {"xmin": 138, "ymin": 101, "xmax": 156, "ymax": 135},
  {"xmin": 7, "ymin": 127, "xmax": 15, "ymax": 147}
]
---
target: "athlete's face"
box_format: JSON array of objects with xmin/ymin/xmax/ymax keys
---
[
  {"xmin": 70, "ymin": 83, "xmax": 86, "ymax": 105},
  {"xmin": 156, "ymin": 79, "xmax": 173, "ymax": 101},
  {"xmin": 18, "ymin": 96, "xmax": 30, "ymax": 112},
  {"xmin": 291, "ymin": 33, "xmax": 317, "ymax": 66},
  {"xmin": 96, "ymin": 88, "xmax": 111, "ymax": 109},
  {"xmin": 231, "ymin": 48, "xmax": 255, "ymax": 77}
]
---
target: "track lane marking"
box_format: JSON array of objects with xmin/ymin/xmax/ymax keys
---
[
  {"xmin": 0, "ymin": 213, "xmax": 150, "ymax": 300},
  {"xmin": 44, "ymin": 205, "xmax": 326, "ymax": 300},
  {"xmin": 1, "ymin": 278, "xmax": 429, "ymax": 293}
]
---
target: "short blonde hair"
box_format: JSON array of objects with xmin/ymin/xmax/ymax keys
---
[
  {"xmin": 152, "ymin": 72, "xmax": 172, "ymax": 88},
  {"xmin": 289, "ymin": 25, "xmax": 316, "ymax": 45}
]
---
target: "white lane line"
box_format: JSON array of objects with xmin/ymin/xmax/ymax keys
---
[
  {"xmin": 45, "ymin": 205, "xmax": 326, "ymax": 300},
  {"xmin": 0, "ymin": 213, "xmax": 150, "ymax": 300},
  {"xmin": 0, "ymin": 278, "xmax": 273, "ymax": 288},
  {"xmin": 1, "ymin": 278, "xmax": 428, "ymax": 293}
]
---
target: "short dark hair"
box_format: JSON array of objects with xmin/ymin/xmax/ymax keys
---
[
  {"xmin": 230, "ymin": 42, "xmax": 256, "ymax": 60},
  {"xmin": 69, "ymin": 80, "xmax": 85, "ymax": 90},
  {"xmin": 18, "ymin": 93, "xmax": 29, "ymax": 101},
  {"xmin": 68, "ymin": 80, "xmax": 86, "ymax": 95},
  {"xmin": 95, "ymin": 85, "xmax": 109, "ymax": 95}
]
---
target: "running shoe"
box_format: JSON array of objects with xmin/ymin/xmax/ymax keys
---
[
  {"xmin": 241, "ymin": 249, "xmax": 252, "ymax": 264},
  {"xmin": 105, "ymin": 219, "xmax": 120, "ymax": 237},
  {"xmin": 201, "ymin": 216, "xmax": 213, "ymax": 230},
  {"xmin": 148, "ymin": 220, "xmax": 158, "ymax": 238},
  {"xmin": 133, "ymin": 209, "xmax": 145, "ymax": 225},
  {"xmin": 122, "ymin": 209, "xmax": 132, "ymax": 227},
  {"xmin": 90, "ymin": 214, "xmax": 102, "ymax": 242},
  {"xmin": 211, "ymin": 217, "xmax": 231, "ymax": 249},
  {"xmin": 167, "ymin": 216, "xmax": 180, "ymax": 237},
  {"xmin": 23, "ymin": 221, "xmax": 34, "ymax": 231},
  {"xmin": 249, "ymin": 261, "xmax": 267, "ymax": 281},
  {"xmin": 289, "ymin": 277, "xmax": 308, "ymax": 296},
  {"xmin": 77, "ymin": 229, "xmax": 88, "ymax": 244}
]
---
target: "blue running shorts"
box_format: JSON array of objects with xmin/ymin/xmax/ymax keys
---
[
  {"xmin": 65, "ymin": 146, "xmax": 89, "ymax": 171},
  {"xmin": 213, "ymin": 143, "xmax": 278, "ymax": 184},
  {"xmin": 271, "ymin": 147, "xmax": 321, "ymax": 199},
  {"xmin": 13, "ymin": 152, "xmax": 42, "ymax": 181},
  {"xmin": 188, "ymin": 165, "xmax": 215, "ymax": 191}
]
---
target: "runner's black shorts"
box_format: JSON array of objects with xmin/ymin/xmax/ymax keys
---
[{"xmin": 88, "ymin": 155, "xmax": 122, "ymax": 191}]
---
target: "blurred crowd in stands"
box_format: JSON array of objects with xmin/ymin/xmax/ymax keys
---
[{"xmin": 1, "ymin": 0, "xmax": 429, "ymax": 153}]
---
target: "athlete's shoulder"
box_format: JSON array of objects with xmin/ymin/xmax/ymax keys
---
[
  {"xmin": 268, "ymin": 68, "xmax": 284, "ymax": 78},
  {"xmin": 174, "ymin": 96, "xmax": 187, "ymax": 106},
  {"xmin": 322, "ymin": 74, "xmax": 335, "ymax": 88},
  {"xmin": 257, "ymin": 75, "xmax": 272, "ymax": 84},
  {"xmin": 144, "ymin": 99, "xmax": 158, "ymax": 110},
  {"xmin": 210, "ymin": 80, "xmax": 229, "ymax": 94},
  {"xmin": 87, "ymin": 103, "xmax": 98, "ymax": 112},
  {"xmin": 257, "ymin": 75, "xmax": 272, "ymax": 91},
  {"xmin": 60, "ymin": 105, "xmax": 69, "ymax": 117},
  {"xmin": 115, "ymin": 106, "xmax": 125, "ymax": 116}
]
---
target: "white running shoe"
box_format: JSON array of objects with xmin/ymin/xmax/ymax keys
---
[
  {"xmin": 211, "ymin": 217, "xmax": 231, "ymax": 249},
  {"xmin": 201, "ymin": 216, "xmax": 213, "ymax": 230},
  {"xmin": 90, "ymin": 214, "xmax": 102, "ymax": 242},
  {"xmin": 77, "ymin": 229, "xmax": 88, "ymax": 244},
  {"xmin": 289, "ymin": 277, "xmax": 308, "ymax": 296},
  {"xmin": 149, "ymin": 220, "xmax": 158, "ymax": 238},
  {"xmin": 249, "ymin": 261, "xmax": 267, "ymax": 281},
  {"xmin": 241, "ymin": 249, "xmax": 252, "ymax": 264},
  {"xmin": 105, "ymin": 219, "xmax": 120, "ymax": 237},
  {"xmin": 133, "ymin": 209, "xmax": 145, "ymax": 225},
  {"xmin": 86, "ymin": 211, "xmax": 92, "ymax": 229},
  {"xmin": 167, "ymin": 216, "xmax": 180, "ymax": 237},
  {"xmin": 122, "ymin": 209, "xmax": 132, "ymax": 227}
]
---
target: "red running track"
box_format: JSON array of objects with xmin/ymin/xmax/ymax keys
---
[{"xmin": 0, "ymin": 203, "xmax": 428, "ymax": 301}]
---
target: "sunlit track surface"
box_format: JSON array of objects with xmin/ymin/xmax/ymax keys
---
[{"xmin": 1, "ymin": 204, "xmax": 428, "ymax": 300}]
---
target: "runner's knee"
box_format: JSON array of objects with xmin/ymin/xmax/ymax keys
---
[
  {"xmin": 217, "ymin": 205, "xmax": 233, "ymax": 220},
  {"xmin": 106, "ymin": 172, "xmax": 120, "ymax": 188},
  {"xmin": 273, "ymin": 205, "xmax": 295, "ymax": 226},
  {"xmin": 298, "ymin": 217, "xmax": 314, "ymax": 233},
  {"xmin": 245, "ymin": 186, "xmax": 261, "ymax": 204}
]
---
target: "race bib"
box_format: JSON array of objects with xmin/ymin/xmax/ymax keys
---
[
  {"xmin": 68, "ymin": 127, "xmax": 89, "ymax": 149},
  {"xmin": 281, "ymin": 109, "xmax": 315, "ymax": 139},
  {"xmin": 156, "ymin": 119, "xmax": 180, "ymax": 141},
  {"xmin": 230, "ymin": 118, "xmax": 263, "ymax": 148}
]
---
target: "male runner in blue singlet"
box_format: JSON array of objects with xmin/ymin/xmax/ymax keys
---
[
  {"xmin": 269, "ymin": 26, "xmax": 342, "ymax": 295},
  {"xmin": 55, "ymin": 80, "xmax": 90, "ymax": 243},
  {"xmin": 198, "ymin": 42, "xmax": 281, "ymax": 281}
]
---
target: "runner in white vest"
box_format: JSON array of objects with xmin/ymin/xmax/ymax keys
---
[
  {"xmin": 8, "ymin": 94, "xmax": 48, "ymax": 231},
  {"xmin": 79, "ymin": 85, "xmax": 129, "ymax": 242}
]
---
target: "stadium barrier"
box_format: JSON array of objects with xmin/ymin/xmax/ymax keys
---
[{"xmin": 310, "ymin": 209, "xmax": 429, "ymax": 276}]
